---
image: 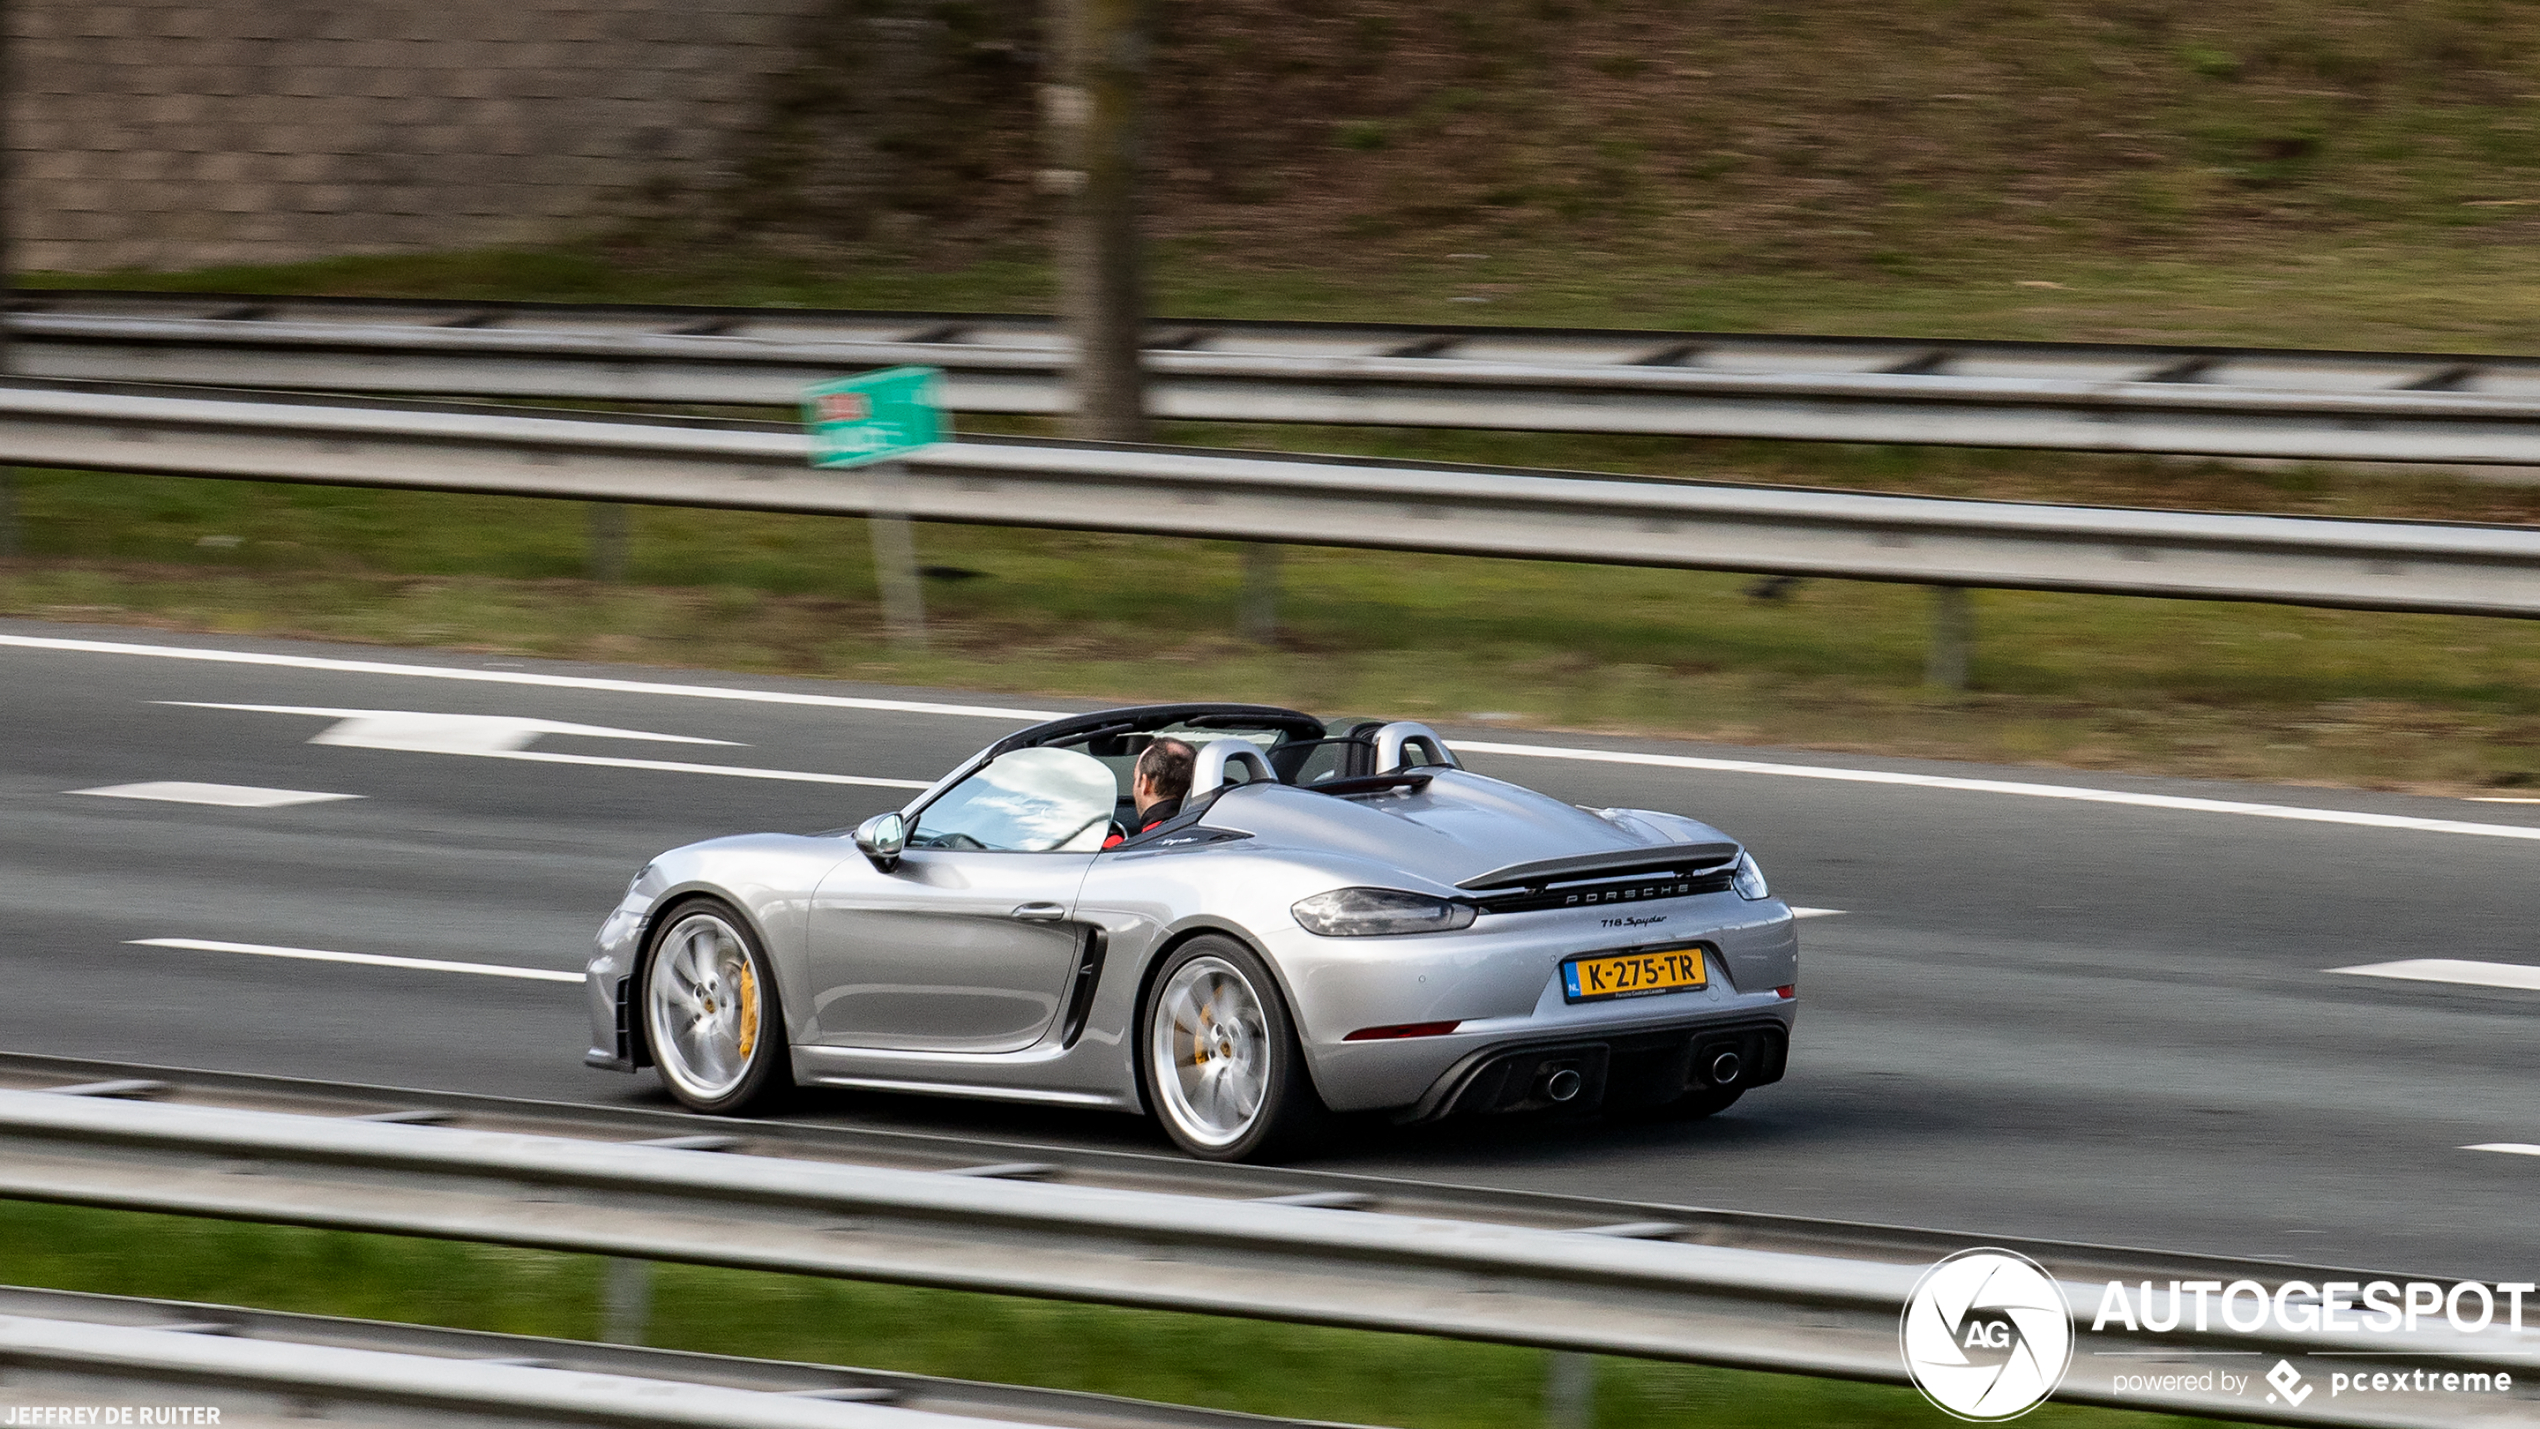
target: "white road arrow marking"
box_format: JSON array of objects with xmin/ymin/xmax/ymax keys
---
[
  {"xmin": 161, "ymin": 702, "xmax": 740, "ymax": 755},
  {"xmin": 160, "ymin": 702, "xmax": 931, "ymax": 789}
]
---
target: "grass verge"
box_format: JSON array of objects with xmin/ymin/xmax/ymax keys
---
[
  {"xmin": 0, "ymin": 1200, "xmax": 2228, "ymax": 1429},
  {"xmin": 5, "ymin": 469, "xmax": 2538, "ymax": 794}
]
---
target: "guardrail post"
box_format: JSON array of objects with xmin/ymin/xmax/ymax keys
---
[
  {"xmin": 1239, "ymin": 543, "xmax": 1279, "ymax": 644},
  {"xmin": 600, "ymin": 1256, "xmax": 651, "ymax": 1345},
  {"xmin": 1924, "ymin": 585, "xmax": 1973, "ymax": 691},
  {"xmin": 869, "ymin": 461, "xmax": 927, "ymax": 648},
  {"xmin": 1544, "ymin": 1350, "xmax": 1594, "ymax": 1429},
  {"xmin": 588, "ymin": 503, "xmax": 628, "ymax": 582}
]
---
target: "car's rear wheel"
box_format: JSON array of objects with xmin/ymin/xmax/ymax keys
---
[
  {"xmin": 642, "ymin": 899, "xmax": 788, "ymax": 1115},
  {"xmin": 1140, "ymin": 936, "xmax": 1323, "ymax": 1161}
]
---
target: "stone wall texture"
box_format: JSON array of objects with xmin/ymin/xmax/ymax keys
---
[{"xmin": 12, "ymin": 1, "xmax": 834, "ymax": 272}]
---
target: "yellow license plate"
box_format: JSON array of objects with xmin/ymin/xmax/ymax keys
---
[{"xmin": 1562, "ymin": 947, "xmax": 1707, "ymax": 1003}]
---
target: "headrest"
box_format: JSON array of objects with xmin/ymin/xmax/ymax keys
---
[
  {"xmin": 1192, "ymin": 739, "xmax": 1276, "ymax": 794},
  {"xmin": 1370, "ymin": 721, "xmax": 1459, "ymax": 774}
]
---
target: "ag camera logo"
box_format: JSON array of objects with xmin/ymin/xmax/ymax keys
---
[{"xmin": 1902, "ymin": 1249, "xmax": 2076, "ymax": 1421}]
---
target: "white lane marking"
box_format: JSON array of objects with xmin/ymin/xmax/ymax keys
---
[
  {"xmin": 2330, "ymin": 958, "xmax": 2540, "ymax": 992},
  {"xmin": 130, "ymin": 937, "xmax": 583, "ymax": 984},
  {"xmin": 164, "ymin": 703, "xmax": 740, "ymax": 754},
  {"xmin": 0, "ymin": 632, "xmax": 1059, "ymax": 720},
  {"xmin": 2469, "ymin": 1144, "xmax": 2540, "ymax": 1156},
  {"xmin": 162, "ymin": 702, "xmax": 931, "ymax": 789},
  {"xmin": 13, "ymin": 631, "xmax": 2540, "ymax": 841},
  {"xmin": 2470, "ymin": 797, "xmax": 2540, "ymax": 804},
  {"xmin": 1456, "ymin": 740, "xmax": 2540, "ymax": 844},
  {"xmin": 1789, "ymin": 907, "xmax": 1845, "ymax": 919},
  {"xmin": 70, "ymin": 781, "xmax": 362, "ymax": 808}
]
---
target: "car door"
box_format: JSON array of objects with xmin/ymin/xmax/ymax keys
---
[{"xmin": 807, "ymin": 747, "xmax": 1116, "ymax": 1054}]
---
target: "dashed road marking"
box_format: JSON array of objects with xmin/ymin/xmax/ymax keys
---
[
  {"xmin": 71, "ymin": 781, "xmax": 361, "ymax": 808},
  {"xmin": 1790, "ymin": 907, "xmax": 1846, "ymax": 919},
  {"xmin": 129, "ymin": 937, "xmax": 583, "ymax": 984}
]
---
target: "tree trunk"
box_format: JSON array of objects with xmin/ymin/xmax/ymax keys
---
[
  {"xmin": 1, "ymin": 0, "xmax": 20, "ymax": 560},
  {"xmin": 1046, "ymin": 0, "xmax": 1148, "ymax": 443}
]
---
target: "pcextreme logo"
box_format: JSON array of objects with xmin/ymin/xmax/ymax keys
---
[{"xmin": 1900, "ymin": 1249, "xmax": 2076, "ymax": 1421}]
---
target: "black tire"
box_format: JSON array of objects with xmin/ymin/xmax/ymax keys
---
[
  {"xmin": 639, "ymin": 897, "xmax": 790, "ymax": 1115},
  {"xmin": 1139, "ymin": 935, "xmax": 1326, "ymax": 1161}
]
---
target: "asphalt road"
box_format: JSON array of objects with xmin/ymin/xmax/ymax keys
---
[{"xmin": 3, "ymin": 617, "xmax": 2534, "ymax": 1282}]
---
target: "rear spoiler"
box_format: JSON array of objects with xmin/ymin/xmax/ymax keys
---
[{"xmin": 1457, "ymin": 841, "xmax": 1739, "ymax": 892}]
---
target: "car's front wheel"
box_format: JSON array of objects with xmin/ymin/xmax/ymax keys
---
[
  {"xmin": 1140, "ymin": 936, "xmax": 1324, "ymax": 1161},
  {"xmin": 641, "ymin": 899, "xmax": 788, "ymax": 1115}
]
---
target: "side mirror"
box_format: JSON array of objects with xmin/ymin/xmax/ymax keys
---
[{"xmin": 854, "ymin": 812, "xmax": 907, "ymax": 871}]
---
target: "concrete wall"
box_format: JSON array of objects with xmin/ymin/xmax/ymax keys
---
[{"xmin": 12, "ymin": 1, "xmax": 829, "ymax": 273}]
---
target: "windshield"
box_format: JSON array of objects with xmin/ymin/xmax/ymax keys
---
[{"xmin": 911, "ymin": 747, "xmax": 1121, "ymax": 852}]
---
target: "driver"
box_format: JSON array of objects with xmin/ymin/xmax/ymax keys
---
[{"xmin": 1105, "ymin": 737, "xmax": 1195, "ymax": 846}]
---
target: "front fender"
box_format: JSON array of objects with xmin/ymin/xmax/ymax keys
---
[{"xmin": 585, "ymin": 833, "xmax": 857, "ymax": 1066}]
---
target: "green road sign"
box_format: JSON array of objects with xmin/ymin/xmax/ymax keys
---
[{"xmin": 804, "ymin": 366, "xmax": 946, "ymax": 468}]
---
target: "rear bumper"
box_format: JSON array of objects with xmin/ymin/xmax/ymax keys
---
[{"xmin": 1400, "ymin": 1016, "xmax": 1790, "ymax": 1122}]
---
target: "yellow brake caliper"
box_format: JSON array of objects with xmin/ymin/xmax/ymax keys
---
[{"xmin": 735, "ymin": 960, "xmax": 761, "ymax": 1061}]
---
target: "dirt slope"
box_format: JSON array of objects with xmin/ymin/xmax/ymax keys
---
[{"xmin": 733, "ymin": 0, "xmax": 2540, "ymax": 271}]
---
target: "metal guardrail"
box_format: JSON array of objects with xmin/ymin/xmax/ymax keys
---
[
  {"xmin": 0, "ymin": 1283, "xmax": 1354, "ymax": 1429},
  {"xmin": 2, "ymin": 380, "xmax": 2536, "ymax": 620},
  {"xmin": 2, "ymin": 1312, "xmax": 981, "ymax": 1429},
  {"xmin": 20, "ymin": 291, "xmax": 2540, "ymax": 463},
  {"xmin": 0, "ymin": 1051, "xmax": 2398, "ymax": 1290},
  {"xmin": 1, "ymin": 1084, "xmax": 2533, "ymax": 1429}
]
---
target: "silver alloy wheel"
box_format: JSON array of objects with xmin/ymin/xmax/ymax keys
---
[
  {"xmin": 645, "ymin": 911, "xmax": 764, "ymax": 1105},
  {"xmin": 1149, "ymin": 954, "xmax": 1272, "ymax": 1150}
]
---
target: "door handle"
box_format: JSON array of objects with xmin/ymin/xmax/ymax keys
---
[{"xmin": 1010, "ymin": 902, "xmax": 1069, "ymax": 922}]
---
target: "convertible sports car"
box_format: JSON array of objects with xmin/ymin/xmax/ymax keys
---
[{"xmin": 586, "ymin": 704, "xmax": 1798, "ymax": 1160}]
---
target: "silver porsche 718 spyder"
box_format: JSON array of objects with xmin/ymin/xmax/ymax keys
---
[{"xmin": 585, "ymin": 703, "xmax": 1798, "ymax": 1161}]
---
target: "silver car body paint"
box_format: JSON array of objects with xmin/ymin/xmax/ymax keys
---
[{"xmin": 587, "ymin": 723, "xmax": 1798, "ymax": 1120}]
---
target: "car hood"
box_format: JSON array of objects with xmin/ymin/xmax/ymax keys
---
[{"xmin": 1204, "ymin": 770, "xmax": 1735, "ymax": 892}]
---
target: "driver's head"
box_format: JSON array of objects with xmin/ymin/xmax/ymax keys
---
[{"xmin": 1132, "ymin": 737, "xmax": 1196, "ymax": 808}]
